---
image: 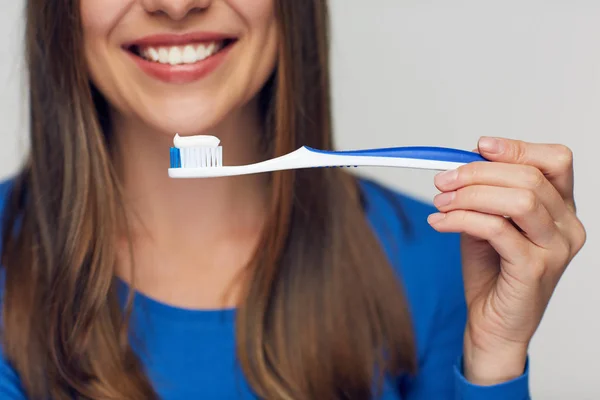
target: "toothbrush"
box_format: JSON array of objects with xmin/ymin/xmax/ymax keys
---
[{"xmin": 168, "ymin": 134, "xmax": 487, "ymax": 179}]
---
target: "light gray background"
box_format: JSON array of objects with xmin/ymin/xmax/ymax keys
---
[{"xmin": 0, "ymin": 1, "xmax": 598, "ymax": 398}]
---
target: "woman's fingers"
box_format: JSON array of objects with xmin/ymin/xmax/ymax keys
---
[
  {"xmin": 427, "ymin": 210, "xmax": 531, "ymax": 267},
  {"xmin": 476, "ymin": 137, "xmax": 576, "ymax": 211},
  {"xmin": 434, "ymin": 161, "xmax": 569, "ymax": 224},
  {"xmin": 433, "ymin": 185, "xmax": 559, "ymax": 249}
]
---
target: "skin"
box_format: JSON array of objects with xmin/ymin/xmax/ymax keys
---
[{"xmin": 81, "ymin": 0, "xmax": 587, "ymax": 388}]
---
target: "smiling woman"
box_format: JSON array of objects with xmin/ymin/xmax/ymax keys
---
[
  {"xmin": 2, "ymin": 0, "xmax": 418, "ymax": 398},
  {"xmin": 0, "ymin": 0, "xmax": 586, "ymax": 399}
]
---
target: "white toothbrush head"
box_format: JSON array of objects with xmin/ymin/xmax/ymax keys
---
[{"xmin": 170, "ymin": 133, "xmax": 223, "ymax": 168}]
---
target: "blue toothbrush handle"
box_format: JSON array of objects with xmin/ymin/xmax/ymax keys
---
[{"xmin": 304, "ymin": 146, "xmax": 487, "ymax": 164}]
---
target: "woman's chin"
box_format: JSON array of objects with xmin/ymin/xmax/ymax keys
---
[{"xmin": 138, "ymin": 110, "xmax": 224, "ymax": 138}]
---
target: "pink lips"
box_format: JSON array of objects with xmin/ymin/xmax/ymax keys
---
[{"xmin": 123, "ymin": 32, "xmax": 236, "ymax": 84}]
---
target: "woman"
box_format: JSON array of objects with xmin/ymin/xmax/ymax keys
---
[{"xmin": 0, "ymin": 0, "xmax": 586, "ymax": 399}]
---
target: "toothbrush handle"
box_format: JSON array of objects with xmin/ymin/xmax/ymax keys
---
[{"xmin": 304, "ymin": 146, "xmax": 487, "ymax": 164}]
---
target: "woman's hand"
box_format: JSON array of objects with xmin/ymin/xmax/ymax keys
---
[{"xmin": 428, "ymin": 137, "xmax": 587, "ymax": 385}]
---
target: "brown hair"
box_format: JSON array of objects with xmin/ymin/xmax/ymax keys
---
[{"xmin": 1, "ymin": 0, "xmax": 416, "ymax": 399}]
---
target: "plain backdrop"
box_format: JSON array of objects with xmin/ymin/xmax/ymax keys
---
[{"xmin": 0, "ymin": 1, "xmax": 598, "ymax": 398}]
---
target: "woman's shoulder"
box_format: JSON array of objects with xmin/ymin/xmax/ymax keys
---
[
  {"xmin": 359, "ymin": 177, "xmax": 464, "ymax": 292},
  {"xmin": 0, "ymin": 175, "xmax": 16, "ymax": 289},
  {"xmin": 358, "ymin": 177, "xmax": 463, "ymax": 272},
  {"xmin": 0, "ymin": 177, "xmax": 13, "ymax": 214},
  {"xmin": 0, "ymin": 178, "xmax": 27, "ymax": 397},
  {"xmin": 358, "ymin": 178, "xmax": 467, "ymax": 356},
  {"xmin": 0, "ymin": 177, "xmax": 15, "ymax": 255},
  {"xmin": 0, "ymin": 175, "xmax": 16, "ymax": 296}
]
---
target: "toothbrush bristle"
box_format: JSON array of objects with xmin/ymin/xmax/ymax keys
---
[
  {"xmin": 170, "ymin": 148, "xmax": 181, "ymax": 168},
  {"xmin": 172, "ymin": 146, "xmax": 223, "ymax": 168}
]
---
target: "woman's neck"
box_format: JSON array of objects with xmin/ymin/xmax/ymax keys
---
[{"xmin": 111, "ymin": 101, "xmax": 269, "ymax": 309}]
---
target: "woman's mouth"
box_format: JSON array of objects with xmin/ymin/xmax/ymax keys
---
[
  {"xmin": 128, "ymin": 39, "xmax": 234, "ymax": 66},
  {"xmin": 124, "ymin": 34, "xmax": 237, "ymax": 84}
]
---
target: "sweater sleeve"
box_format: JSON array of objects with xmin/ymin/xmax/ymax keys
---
[{"xmin": 453, "ymin": 356, "xmax": 530, "ymax": 399}]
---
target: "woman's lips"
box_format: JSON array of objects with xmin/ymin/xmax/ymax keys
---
[{"xmin": 123, "ymin": 32, "xmax": 237, "ymax": 84}]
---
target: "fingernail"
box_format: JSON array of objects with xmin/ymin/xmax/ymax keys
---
[
  {"xmin": 433, "ymin": 191, "xmax": 455, "ymax": 208},
  {"xmin": 479, "ymin": 137, "xmax": 503, "ymax": 153},
  {"xmin": 434, "ymin": 169, "xmax": 458, "ymax": 187},
  {"xmin": 427, "ymin": 213, "xmax": 446, "ymax": 225}
]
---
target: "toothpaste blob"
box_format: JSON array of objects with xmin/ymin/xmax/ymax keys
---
[{"xmin": 173, "ymin": 133, "xmax": 220, "ymax": 148}]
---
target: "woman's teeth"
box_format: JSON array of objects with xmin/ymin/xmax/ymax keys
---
[{"xmin": 139, "ymin": 42, "xmax": 224, "ymax": 65}]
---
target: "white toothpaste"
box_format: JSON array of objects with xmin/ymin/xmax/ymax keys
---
[{"xmin": 173, "ymin": 133, "xmax": 220, "ymax": 148}]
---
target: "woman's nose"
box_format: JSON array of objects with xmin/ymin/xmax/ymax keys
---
[{"xmin": 140, "ymin": 0, "xmax": 213, "ymax": 21}]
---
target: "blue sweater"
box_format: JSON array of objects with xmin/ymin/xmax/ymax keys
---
[{"xmin": 0, "ymin": 178, "xmax": 529, "ymax": 399}]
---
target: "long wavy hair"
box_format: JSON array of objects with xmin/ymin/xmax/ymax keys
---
[{"xmin": 1, "ymin": 0, "xmax": 417, "ymax": 398}]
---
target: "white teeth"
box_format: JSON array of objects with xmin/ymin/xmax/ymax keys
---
[
  {"xmin": 196, "ymin": 44, "xmax": 208, "ymax": 60},
  {"xmin": 158, "ymin": 48, "xmax": 169, "ymax": 63},
  {"xmin": 139, "ymin": 41, "xmax": 225, "ymax": 65},
  {"xmin": 147, "ymin": 47, "xmax": 159, "ymax": 61},
  {"xmin": 182, "ymin": 45, "xmax": 197, "ymax": 64},
  {"xmin": 168, "ymin": 47, "xmax": 182, "ymax": 65}
]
